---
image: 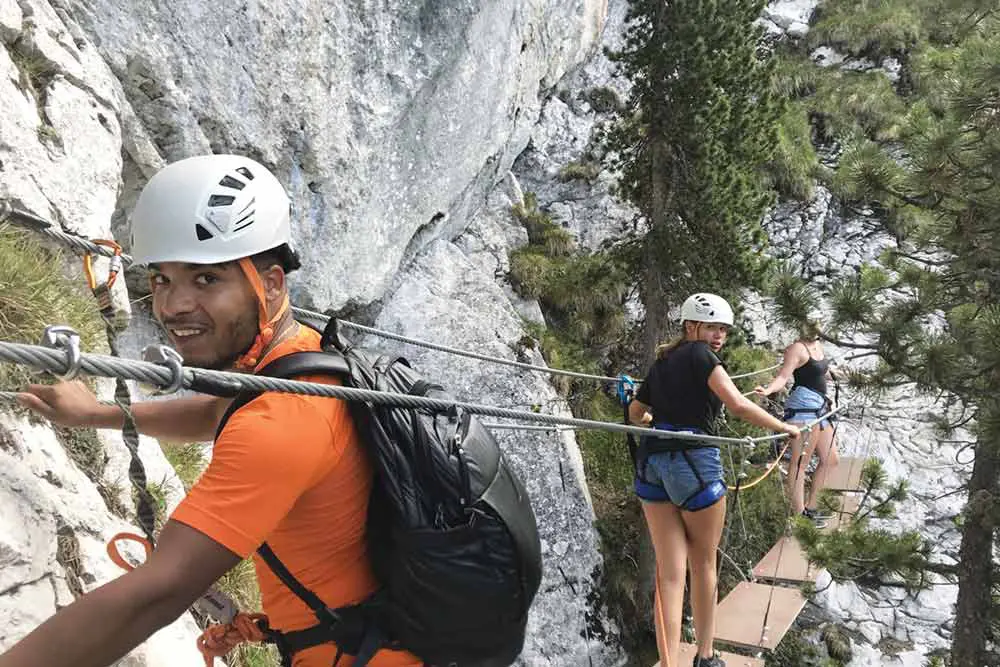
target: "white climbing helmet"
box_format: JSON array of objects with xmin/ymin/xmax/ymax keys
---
[
  {"xmin": 680, "ymin": 293, "xmax": 734, "ymax": 326},
  {"xmin": 130, "ymin": 154, "xmax": 292, "ymax": 266}
]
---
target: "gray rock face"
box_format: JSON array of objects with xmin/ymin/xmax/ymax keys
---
[
  {"xmin": 63, "ymin": 0, "xmax": 607, "ymax": 313},
  {"xmin": 0, "ymin": 413, "xmax": 200, "ymax": 664},
  {"xmin": 760, "ymin": 0, "xmax": 820, "ymax": 38},
  {"xmin": 513, "ymin": 0, "xmax": 633, "ymax": 253}
]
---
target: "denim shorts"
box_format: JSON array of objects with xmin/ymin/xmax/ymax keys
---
[
  {"xmin": 784, "ymin": 385, "xmax": 831, "ymax": 429},
  {"xmin": 634, "ymin": 447, "xmax": 724, "ymax": 505}
]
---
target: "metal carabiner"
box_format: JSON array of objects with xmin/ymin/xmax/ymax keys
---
[
  {"xmin": 616, "ymin": 373, "xmax": 636, "ymax": 405},
  {"xmin": 141, "ymin": 345, "xmax": 185, "ymax": 395},
  {"xmin": 82, "ymin": 239, "xmax": 124, "ymax": 291},
  {"xmin": 40, "ymin": 325, "xmax": 83, "ymax": 381}
]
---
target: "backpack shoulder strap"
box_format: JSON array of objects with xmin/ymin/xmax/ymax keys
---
[
  {"xmin": 257, "ymin": 543, "xmax": 331, "ymax": 617},
  {"xmin": 257, "ymin": 350, "xmax": 350, "ymax": 380},
  {"xmin": 211, "ymin": 349, "xmax": 372, "ymax": 649},
  {"xmin": 212, "ymin": 350, "xmax": 351, "ymax": 440}
]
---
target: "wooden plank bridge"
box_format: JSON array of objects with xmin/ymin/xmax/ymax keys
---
[{"xmin": 655, "ymin": 456, "xmax": 867, "ymax": 667}]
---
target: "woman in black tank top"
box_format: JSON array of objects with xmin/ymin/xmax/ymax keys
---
[
  {"xmin": 755, "ymin": 321, "xmax": 841, "ymax": 526},
  {"xmin": 628, "ymin": 294, "xmax": 803, "ymax": 667}
]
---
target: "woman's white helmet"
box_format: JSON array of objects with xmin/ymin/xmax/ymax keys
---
[
  {"xmin": 130, "ymin": 154, "xmax": 292, "ymax": 266},
  {"xmin": 681, "ymin": 293, "xmax": 734, "ymax": 326}
]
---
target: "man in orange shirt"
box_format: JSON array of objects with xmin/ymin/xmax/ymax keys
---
[{"xmin": 2, "ymin": 155, "xmax": 419, "ymax": 667}]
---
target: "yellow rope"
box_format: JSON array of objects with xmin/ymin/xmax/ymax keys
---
[{"xmin": 728, "ymin": 441, "xmax": 791, "ymax": 491}]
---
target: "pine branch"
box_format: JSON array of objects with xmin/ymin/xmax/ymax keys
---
[
  {"xmin": 892, "ymin": 251, "xmax": 952, "ymax": 267},
  {"xmin": 819, "ymin": 333, "xmax": 878, "ymax": 350}
]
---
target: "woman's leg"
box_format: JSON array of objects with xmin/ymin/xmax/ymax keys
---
[
  {"xmin": 785, "ymin": 428, "xmax": 808, "ymax": 515},
  {"xmin": 806, "ymin": 425, "xmax": 839, "ymax": 510},
  {"xmin": 643, "ymin": 501, "xmax": 689, "ymax": 667},
  {"xmin": 681, "ymin": 497, "xmax": 727, "ymax": 660}
]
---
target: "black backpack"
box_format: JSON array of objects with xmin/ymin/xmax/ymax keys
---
[{"xmin": 215, "ymin": 319, "xmax": 543, "ymax": 667}]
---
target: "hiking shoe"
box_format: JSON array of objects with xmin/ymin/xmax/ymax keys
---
[
  {"xmin": 806, "ymin": 507, "xmax": 833, "ymax": 520},
  {"xmin": 802, "ymin": 508, "xmax": 829, "ymax": 528},
  {"xmin": 693, "ymin": 654, "xmax": 726, "ymax": 667}
]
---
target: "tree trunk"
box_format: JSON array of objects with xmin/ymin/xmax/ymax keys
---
[
  {"xmin": 640, "ymin": 243, "xmax": 672, "ymax": 365},
  {"xmin": 639, "ymin": 136, "xmax": 680, "ymax": 365},
  {"xmin": 950, "ymin": 414, "xmax": 999, "ymax": 667}
]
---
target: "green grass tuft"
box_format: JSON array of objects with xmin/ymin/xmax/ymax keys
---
[
  {"xmin": 0, "ymin": 225, "xmax": 106, "ymax": 391},
  {"xmin": 809, "ymin": 0, "xmax": 925, "ymax": 59},
  {"xmin": 161, "ymin": 442, "xmax": 207, "ymax": 490},
  {"xmin": 558, "ymin": 160, "xmax": 602, "ymax": 183}
]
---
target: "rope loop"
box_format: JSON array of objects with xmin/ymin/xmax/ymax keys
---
[{"xmin": 40, "ymin": 325, "xmax": 82, "ymax": 381}]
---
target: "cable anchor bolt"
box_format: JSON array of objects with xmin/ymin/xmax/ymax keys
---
[
  {"xmin": 142, "ymin": 345, "xmax": 185, "ymax": 395},
  {"xmin": 40, "ymin": 325, "xmax": 82, "ymax": 381}
]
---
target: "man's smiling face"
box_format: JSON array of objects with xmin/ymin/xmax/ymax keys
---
[{"xmin": 149, "ymin": 261, "xmax": 259, "ymax": 370}]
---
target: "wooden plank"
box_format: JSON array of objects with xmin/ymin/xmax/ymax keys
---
[
  {"xmin": 822, "ymin": 493, "xmax": 861, "ymax": 532},
  {"xmin": 752, "ymin": 536, "xmax": 818, "ymax": 584},
  {"xmin": 714, "ymin": 582, "xmax": 806, "ymax": 651},
  {"xmin": 653, "ymin": 645, "xmax": 764, "ymax": 667},
  {"xmin": 824, "ymin": 457, "xmax": 866, "ymax": 491}
]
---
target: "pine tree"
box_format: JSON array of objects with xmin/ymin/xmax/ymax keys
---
[
  {"xmin": 774, "ymin": 6, "xmax": 1000, "ymax": 663},
  {"xmin": 607, "ymin": 0, "xmax": 782, "ymax": 360},
  {"xmin": 603, "ymin": 0, "xmax": 784, "ymax": 646}
]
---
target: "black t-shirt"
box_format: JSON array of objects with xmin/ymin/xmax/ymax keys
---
[{"xmin": 635, "ymin": 341, "xmax": 723, "ymax": 435}]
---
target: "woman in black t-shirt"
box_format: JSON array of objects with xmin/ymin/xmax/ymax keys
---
[
  {"xmin": 628, "ymin": 293, "xmax": 802, "ymax": 667},
  {"xmin": 755, "ymin": 321, "xmax": 841, "ymax": 526}
]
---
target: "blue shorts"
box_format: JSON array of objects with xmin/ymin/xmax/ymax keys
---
[
  {"xmin": 784, "ymin": 386, "xmax": 832, "ymax": 429},
  {"xmin": 634, "ymin": 448, "xmax": 724, "ymax": 506}
]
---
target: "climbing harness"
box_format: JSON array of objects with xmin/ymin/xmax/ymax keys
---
[
  {"xmin": 620, "ymin": 388, "xmax": 837, "ymax": 511},
  {"xmin": 634, "ymin": 422, "xmax": 729, "ymax": 511}
]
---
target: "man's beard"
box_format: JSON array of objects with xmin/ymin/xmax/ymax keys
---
[{"xmin": 181, "ymin": 313, "xmax": 259, "ymax": 371}]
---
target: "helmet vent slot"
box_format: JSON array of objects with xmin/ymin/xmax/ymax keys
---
[
  {"xmin": 195, "ymin": 224, "xmax": 215, "ymax": 241},
  {"xmin": 208, "ymin": 194, "xmax": 236, "ymax": 207},
  {"xmin": 218, "ymin": 175, "xmax": 246, "ymax": 190}
]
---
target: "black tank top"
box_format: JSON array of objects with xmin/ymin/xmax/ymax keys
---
[{"xmin": 793, "ymin": 344, "xmax": 829, "ymax": 394}]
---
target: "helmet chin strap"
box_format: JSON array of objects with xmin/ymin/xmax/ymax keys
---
[{"xmin": 234, "ymin": 258, "xmax": 289, "ymax": 370}]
